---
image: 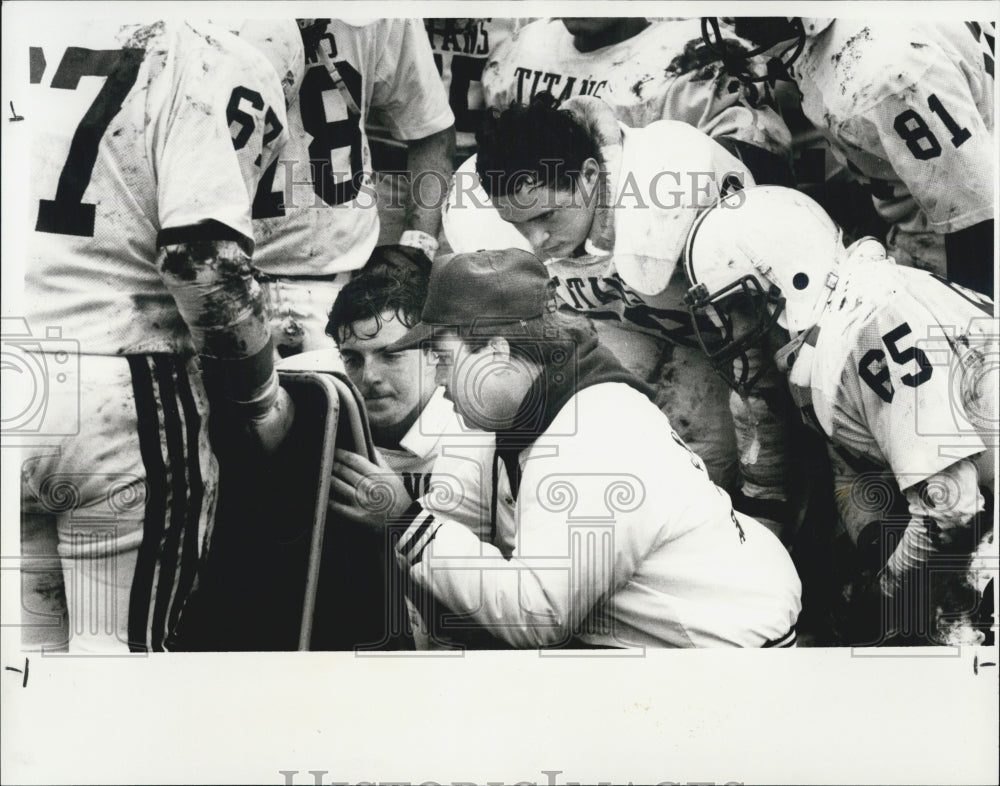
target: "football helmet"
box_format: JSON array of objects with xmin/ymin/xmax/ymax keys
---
[
  {"xmin": 700, "ymin": 17, "xmax": 805, "ymax": 87},
  {"xmin": 683, "ymin": 186, "xmax": 843, "ymax": 395}
]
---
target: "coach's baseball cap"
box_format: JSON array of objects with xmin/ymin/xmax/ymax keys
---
[{"xmin": 384, "ymin": 248, "xmax": 551, "ymax": 352}]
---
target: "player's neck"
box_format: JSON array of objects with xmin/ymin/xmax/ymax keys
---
[
  {"xmin": 572, "ymin": 19, "xmax": 650, "ymax": 53},
  {"xmin": 371, "ymin": 404, "xmax": 421, "ymax": 451}
]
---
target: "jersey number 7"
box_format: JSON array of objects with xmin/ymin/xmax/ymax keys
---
[{"xmin": 34, "ymin": 47, "xmax": 143, "ymax": 238}]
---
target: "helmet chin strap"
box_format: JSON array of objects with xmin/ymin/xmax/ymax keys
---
[{"xmin": 774, "ymin": 330, "xmax": 810, "ymax": 374}]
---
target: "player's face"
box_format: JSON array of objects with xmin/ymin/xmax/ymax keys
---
[
  {"xmin": 338, "ymin": 311, "xmax": 436, "ymax": 430},
  {"xmin": 493, "ymin": 165, "xmax": 600, "ymax": 260},
  {"xmin": 430, "ymin": 332, "xmax": 514, "ymax": 431}
]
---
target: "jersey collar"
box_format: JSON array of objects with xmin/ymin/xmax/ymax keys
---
[{"xmin": 398, "ymin": 387, "xmax": 457, "ymax": 459}]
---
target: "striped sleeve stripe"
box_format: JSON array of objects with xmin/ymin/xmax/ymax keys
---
[
  {"xmin": 761, "ymin": 627, "xmax": 797, "ymax": 648},
  {"xmin": 394, "ymin": 504, "xmax": 442, "ymax": 567}
]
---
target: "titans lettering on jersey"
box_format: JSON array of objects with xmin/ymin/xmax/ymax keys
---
[
  {"xmin": 509, "ymin": 68, "xmax": 609, "ymax": 103},
  {"xmin": 424, "ymin": 18, "xmax": 524, "ymax": 147},
  {"xmin": 550, "ymin": 260, "xmax": 698, "ymax": 346}
]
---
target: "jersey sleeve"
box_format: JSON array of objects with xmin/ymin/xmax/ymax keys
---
[
  {"xmin": 226, "ymin": 19, "xmax": 306, "ymax": 111},
  {"xmin": 840, "ymin": 294, "xmax": 989, "ymax": 490},
  {"xmin": 480, "ymin": 23, "xmax": 521, "ymax": 110},
  {"xmin": 659, "ymin": 70, "xmax": 792, "ymax": 156},
  {"xmin": 845, "ymin": 49, "xmax": 993, "ymax": 233},
  {"xmin": 422, "ymin": 442, "xmax": 495, "ymax": 542},
  {"xmin": 368, "ymin": 18, "xmax": 455, "ymax": 140},
  {"xmin": 149, "ymin": 24, "xmax": 290, "ymax": 246}
]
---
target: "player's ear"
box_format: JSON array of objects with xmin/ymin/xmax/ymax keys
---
[
  {"xmin": 579, "ymin": 157, "xmax": 602, "ymax": 189},
  {"xmin": 487, "ymin": 336, "xmax": 512, "ymax": 363}
]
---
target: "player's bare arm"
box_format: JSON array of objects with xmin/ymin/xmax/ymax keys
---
[
  {"xmin": 402, "ymin": 124, "xmax": 456, "ymax": 247},
  {"xmin": 157, "ymin": 227, "xmax": 293, "ymax": 454}
]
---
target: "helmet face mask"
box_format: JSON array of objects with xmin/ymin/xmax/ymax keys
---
[
  {"xmin": 700, "ymin": 17, "xmax": 805, "ymax": 87},
  {"xmin": 685, "ymin": 274, "xmax": 786, "ymax": 397}
]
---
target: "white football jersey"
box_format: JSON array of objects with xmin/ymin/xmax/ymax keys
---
[
  {"xmin": 26, "ymin": 20, "xmax": 292, "ymax": 355},
  {"xmin": 792, "ymin": 19, "xmax": 995, "ymax": 236},
  {"xmin": 788, "ymin": 256, "xmax": 997, "ymax": 493},
  {"xmin": 423, "ymin": 18, "xmax": 529, "ymax": 150},
  {"xmin": 482, "ymin": 18, "xmax": 791, "ymax": 154},
  {"xmin": 250, "ymin": 19, "xmax": 454, "ymax": 277}
]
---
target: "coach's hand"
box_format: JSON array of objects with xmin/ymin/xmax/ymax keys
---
[{"xmin": 330, "ymin": 448, "xmax": 411, "ymax": 529}]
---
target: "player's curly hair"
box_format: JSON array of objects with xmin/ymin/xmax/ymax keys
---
[
  {"xmin": 326, "ymin": 247, "xmax": 430, "ymax": 344},
  {"xmin": 475, "ymin": 93, "xmax": 601, "ymax": 199}
]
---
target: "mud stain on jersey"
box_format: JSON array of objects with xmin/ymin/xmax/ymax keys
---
[
  {"xmin": 128, "ymin": 294, "xmax": 187, "ymax": 344},
  {"xmin": 121, "ymin": 21, "xmax": 165, "ymax": 51},
  {"xmin": 185, "ymin": 95, "xmax": 214, "ymax": 116},
  {"xmin": 631, "ymin": 74, "xmax": 654, "ymax": 99},
  {"xmin": 831, "ymin": 27, "xmax": 873, "ymax": 66},
  {"xmin": 910, "ymin": 42, "xmax": 929, "ymax": 49},
  {"xmin": 664, "ymin": 37, "xmax": 743, "ymax": 82},
  {"xmin": 161, "ymin": 243, "xmax": 213, "ymax": 279},
  {"xmin": 832, "ymin": 27, "xmax": 873, "ymax": 96}
]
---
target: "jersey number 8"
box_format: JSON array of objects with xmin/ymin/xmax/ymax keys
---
[{"xmin": 253, "ymin": 60, "xmax": 366, "ymax": 219}]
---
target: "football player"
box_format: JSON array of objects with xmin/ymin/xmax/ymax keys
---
[
  {"xmin": 445, "ymin": 16, "xmax": 796, "ymax": 264},
  {"xmin": 483, "ymin": 17, "xmax": 793, "ymax": 182},
  {"xmin": 702, "ymin": 17, "xmax": 996, "ymax": 295},
  {"xmin": 684, "ymin": 185, "xmax": 996, "ymax": 646},
  {"xmin": 251, "ymin": 19, "xmax": 455, "ymax": 357},
  {"xmin": 20, "ymin": 20, "xmax": 300, "ymax": 653},
  {"xmin": 468, "ymin": 94, "xmax": 756, "ymax": 492},
  {"xmin": 326, "ymin": 250, "xmax": 493, "ymax": 649}
]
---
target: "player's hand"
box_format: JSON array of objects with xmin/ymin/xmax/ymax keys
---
[
  {"xmin": 241, "ymin": 386, "xmax": 295, "ymax": 455},
  {"xmin": 329, "ymin": 448, "xmax": 412, "ymax": 529}
]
